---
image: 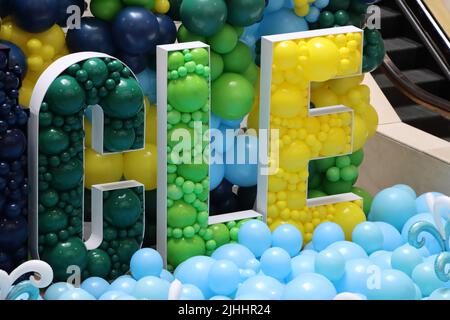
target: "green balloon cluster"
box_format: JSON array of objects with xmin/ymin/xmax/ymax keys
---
[
  {"xmin": 363, "ymin": 28, "xmax": 386, "ymax": 73},
  {"xmin": 90, "ymin": 0, "xmax": 155, "ymax": 21}
]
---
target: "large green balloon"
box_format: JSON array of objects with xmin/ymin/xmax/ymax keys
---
[
  {"xmin": 168, "ymin": 74, "xmax": 209, "ymax": 113},
  {"xmin": 208, "ymin": 24, "xmax": 238, "ymax": 54},
  {"xmin": 82, "ymin": 58, "xmax": 109, "ymax": 87},
  {"xmin": 90, "ymin": 0, "xmax": 123, "ymax": 21},
  {"xmin": 86, "ymin": 249, "xmax": 112, "ymax": 278},
  {"xmin": 223, "ymin": 41, "xmax": 252, "ymax": 73},
  {"xmin": 39, "ymin": 208, "xmax": 68, "ymax": 234},
  {"xmin": 104, "ymin": 189, "xmax": 142, "ymax": 228},
  {"xmin": 50, "ymin": 159, "xmax": 83, "ymax": 191},
  {"xmin": 180, "ymin": 0, "xmax": 228, "ymax": 37},
  {"xmin": 226, "ymin": 0, "xmax": 265, "ymax": 27},
  {"xmin": 45, "ymin": 75, "xmax": 85, "ymax": 116},
  {"xmin": 210, "ymin": 51, "xmax": 224, "ymax": 81},
  {"xmin": 101, "ymin": 78, "xmax": 144, "ymax": 119},
  {"xmin": 104, "ymin": 126, "xmax": 136, "ymax": 152},
  {"xmin": 351, "ymin": 186, "xmax": 373, "ymax": 215},
  {"xmin": 168, "ymin": 200, "xmax": 197, "ymax": 228},
  {"xmin": 167, "ymin": 235, "xmax": 206, "ymax": 268},
  {"xmin": 177, "ymin": 163, "xmax": 208, "ymax": 182},
  {"xmin": 39, "ymin": 127, "xmax": 69, "ymax": 155},
  {"xmin": 177, "ymin": 25, "xmax": 207, "ymax": 43},
  {"xmin": 211, "ymin": 73, "xmax": 254, "ymax": 120}
]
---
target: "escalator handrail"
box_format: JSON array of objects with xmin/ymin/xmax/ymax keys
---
[{"xmin": 381, "ymin": 54, "xmax": 450, "ymax": 120}]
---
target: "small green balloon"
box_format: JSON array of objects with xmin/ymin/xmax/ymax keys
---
[
  {"xmin": 167, "ymin": 235, "xmax": 206, "ymax": 268},
  {"xmin": 208, "ymin": 24, "xmax": 238, "ymax": 54},
  {"xmin": 351, "ymin": 186, "xmax": 373, "ymax": 215},
  {"xmin": 211, "ymin": 73, "xmax": 254, "ymax": 120},
  {"xmin": 210, "ymin": 223, "xmax": 230, "ymax": 247},
  {"xmin": 177, "ymin": 163, "xmax": 208, "ymax": 183},
  {"xmin": 101, "ymin": 78, "xmax": 144, "ymax": 119},
  {"xmin": 40, "ymin": 189, "xmax": 59, "ymax": 208},
  {"xmin": 223, "ymin": 42, "xmax": 252, "ymax": 73},
  {"xmin": 104, "ymin": 126, "xmax": 136, "ymax": 152},
  {"xmin": 39, "ymin": 208, "xmax": 68, "ymax": 234},
  {"xmin": 50, "ymin": 159, "xmax": 83, "ymax": 191},
  {"xmin": 349, "ymin": 149, "xmax": 364, "ymax": 166},
  {"xmin": 335, "ymin": 156, "xmax": 351, "ymax": 169},
  {"xmin": 86, "ymin": 249, "xmax": 112, "ymax": 278},
  {"xmin": 104, "ymin": 189, "xmax": 142, "ymax": 228},
  {"xmin": 168, "ymin": 52, "xmax": 185, "ymax": 71},
  {"xmin": 319, "ymin": 11, "xmax": 335, "ymax": 28},
  {"xmin": 39, "ymin": 127, "xmax": 69, "ymax": 155},
  {"xmin": 340, "ymin": 165, "xmax": 358, "ymax": 182},
  {"xmin": 190, "ymin": 48, "xmax": 209, "ymax": 66},
  {"xmin": 116, "ymin": 238, "xmax": 139, "ymax": 264},
  {"xmin": 82, "ymin": 58, "xmax": 109, "ymax": 87},
  {"xmin": 322, "ymin": 179, "xmax": 353, "ymax": 195},
  {"xmin": 210, "ymin": 51, "xmax": 224, "ymax": 81},
  {"xmin": 168, "ymin": 200, "xmax": 197, "ymax": 228},
  {"xmin": 315, "ymin": 157, "xmax": 335, "ymax": 173},
  {"xmin": 168, "ymin": 74, "xmax": 209, "ymax": 113},
  {"xmin": 177, "ymin": 25, "xmax": 207, "ymax": 43},
  {"xmin": 45, "ymin": 75, "xmax": 85, "ymax": 116},
  {"xmin": 90, "ymin": 0, "xmax": 123, "ymax": 21}
]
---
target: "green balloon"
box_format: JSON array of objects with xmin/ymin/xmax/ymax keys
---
[
  {"xmin": 326, "ymin": 167, "xmax": 341, "ymax": 182},
  {"xmin": 39, "ymin": 127, "xmax": 69, "ymax": 155},
  {"xmin": 42, "ymin": 237, "xmax": 88, "ymax": 281},
  {"xmin": 167, "ymin": 235, "xmax": 206, "ymax": 268},
  {"xmin": 350, "ymin": 0, "xmax": 369, "ymax": 14},
  {"xmin": 315, "ymin": 157, "xmax": 335, "ymax": 173},
  {"xmin": 340, "ymin": 165, "xmax": 358, "ymax": 182},
  {"xmin": 50, "ymin": 159, "xmax": 83, "ymax": 191},
  {"xmin": 82, "ymin": 58, "xmax": 109, "ymax": 87},
  {"xmin": 349, "ymin": 149, "xmax": 364, "ymax": 166},
  {"xmin": 210, "ymin": 51, "xmax": 224, "ymax": 81},
  {"xmin": 177, "ymin": 25, "xmax": 207, "ymax": 43},
  {"xmin": 327, "ymin": 0, "xmax": 351, "ymax": 11},
  {"xmin": 101, "ymin": 78, "xmax": 143, "ymax": 119},
  {"xmin": 45, "ymin": 75, "xmax": 85, "ymax": 116},
  {"xmin": 104, "ymin": 126, "xmax": 136, "ymax": 152},
  {"xmin": 334, "ymin": 9, "xmax": 350, "ymax": 26},
  {"xmin": 177, "ymin": 163, "xmax": 208, "ymax": 182},
  {"xmin": 212, "ymin": 73, "xmax": 254, "ymax": 120},
  {"xmin": 308, "ymin": 189, "xmax": 328, "ymax": 199},
  {"xmin": 90, "ymin": 0, "xmax": 123, "ymax": 21},
  {"xmin": 190, "ymin": 48, "xmax": 209, "ymax": 66},
  {"xmin": 242, "ymin": 62, "xmax": 259, "ymax": 85},
  {"xmin": 210, "ymin": 223, "xmax": 230, "ymax": 247},
  {"xmin": 226, "ymin": 0, "xmax": 265, "ymax": 27},
  {"xmin": 322, "ymin": 179, "xmax": 353, "ymax": 195},
  {"xmin": 86, "ymin": 249, "xmax": 112, "ymax": 278},
  {"xmin": 351, "ymin": 186, "xmax": 373, "ymax": 215},
  {"xmin": 40, "ymin": 189, "xmax": 59, "ymax": 208},
  {"xmin": 39, "ymin": 208, "xmax": 68, "ymax": 234},
  {"xmin": 167, "ymin": 123, "xmax": 194, "ymax": 149},
  {"xmin": 116, "ymin": 238, "xmax": 139, "ymax": 263},
  {"xmin": 168, "ymin": 74, "xmax": 209, "ymax": 113},
  {"xmin": 308, "ymin": 172, "xmax": 322, "ymax": 189},
  {"xmin": 168, "ymin": 200, "xmax": 197, "ymax": 228},
  {"xmin": 319, "ymin": 11, "xmax": 335, "ymax": 28},
  {"xmin": 122, "ymin": 0, "xmax": 155, "ymax": 9},
  {"xmin": 180, "ymin": 0, "xmax": 227, "ymax": 37},
  {"xmin": 208, "ymin": 24, "xmax": 238, "ymax": 54},
  {"xmin": 104, "ymin": 189, "xmax": 142, "ymax": 228},
  {"xmin": 223, "ymin": 42, "xmax": 252, "ymax": 73}
]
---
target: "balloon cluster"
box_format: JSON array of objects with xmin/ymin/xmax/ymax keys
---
[{"xmin": 0, "ymin": 44, "xmax": 28, "ymax": 274}]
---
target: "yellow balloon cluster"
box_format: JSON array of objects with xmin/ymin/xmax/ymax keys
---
[
  {"xmin": 0, "ymin": 18, "xmax": 68, "ymax": 107},
  {"xmin": 293, "ymin": 0, "xmax": 316, "ymax": 17},
  {"xmin": 267, "ymin": 32, "xmax": 372, "ymax": 241}
]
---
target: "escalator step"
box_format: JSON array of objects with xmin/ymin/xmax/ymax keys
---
[
  {"xmin": 384, "ymin": 37, "xmax": 425, "ymax": 70},
  {"xmin": 402, "ymin": 69, "xmax": 448, "ymax": 96},
  {"xmin": 379, "ymin": 6, "xmax": 405, "ymax": 38},
  {"xmin": 395, "ymin": 104, "xmax": 442, "ymax": 122}
]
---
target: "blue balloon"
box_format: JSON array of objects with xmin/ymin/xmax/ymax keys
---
[
  {"xmin": 283, "ymin": 273, "xmax": 336, "ymax": 300},
  {"xmin": 314, "ymin": 0, "xmax": 330, "ymax": 9},
  {"xmin": 235, "ymin": 275, "xmax": 284, "ymax": 300},
  {"xmin": 260, "ymin": 247, "xmax": 291, "ymax": 281},
  {"xmin": 132, "ymin": 276, "xmax": 170, "ymax": 300},
  {"xmin": 237, "ymin": 220, "xmax": 272, "ymax": 258},
  {"xmin": 312, "ymin": 222, "xmax": 345, "ymax": 251},
  {"xmin": 401, "ymin": 213, "xmax": 446, "ymax": 255},
  {"xmin": 315, "ymin": 249, "xmax": 345, "ymax": 282},
  {"xmin": 366, "ymin": 269, "xmax": 417, "ymax": 300},
  {"xmin": 118, "ymin": 52, "xmax": 147, "ymax": 74},
  {"xmin": 391, "ymin": 244, "xmax": 423, "ymax": 277},
  {"xmin": 240, "ymin": 268, "xmax": 257, "ymax": 282},
  {"xmin": 211, "ymin": 243, "xmax": 256, "ymax": 269},
  {"xmin": 174, "ymin": 256, "xmax": 216, "ymax": 298},
  {"xmin": 369, "ymin": 187, "xmax": 417, "ymax": 231},
  {"xmin": 334, "ymin": 258, "xmax": 375, "ymax": 295},
  {"xmin": 112, "ymin": 7, "xmax": 160, "ymax": 55},
  {"xmin": 221, "ymin": 117, "xmax": 244, "ymax": 128},
  {"xmin": 326, "ymin": 241, "xmax": 368, "ymax": 261},
  {"xmin": 155, "ymin": 14, "xmax": 177, "ymax": 47},
  {"xmin": 241, "ymin": 24, "xmax": 260, "ymax": 48},
  {"xmin": 67, "ymin": 17, "xmax": 116, "ymax": 55},
  {"xmin": 305, "ymin": 6, "xmax": 320, "ymax": 23},
  {"xmin": 288, "ymin": 254, "xmax": 315, "ymax": 281},
  {"xmin": 160, "ymin": 269, "xmax": 175, "ymax": 282},
  {"xmin": 136, "ymin": 68, "xmax": 157, "ymax": 103},
  {"xmin": 210, "ymin": 162, "xmax": 225, "ymax": 191},
  {"xmin": 224, "ymin": 135, "xmax": 259, "ymax": 187},
  {"xmin": 429, "ymin": 288, "xmax": 450, "ymax": 300},
  {"xmin": 392, "ymin": 184, "xmax": 417, "ymax": 199},
  {"xmin": 265, "ymin": 0, "xmax": 284, "ymax": 13},
  {"xmin": 210, "ymin": 295, "xmax": 232, "ymax": 300},
  {"xmin": 271, "ymin": 224, "xmax": 303, "ymax": 257},
  {"xmin": 56, "ymin": 0, "xmax": 86, "ymax": 27},
  {"xmin": 373, "ymin": 221, "xmax": 404, "ymax": 251},
  {"xmin": 180, "ymin": 284, "xmax": 205, "ymax": 300},
  {"xmin": 80, "ymin": 277, "xmax": 110, "ymax": 299},
  {"xmin": 0, "ymin": 40, "xmax": 27, "ymax": 78},
  {"xmin": 11, "ymin": 0, "xmax": 58, "ymax": 33},
  {"xmin": 99, "ymin": 290, "xmax": 126, "ymax": 300},
  {"xmin": 412, "ymin": 262, "xmax": 449, "ymax": 296},
  {"xmin": 44, "ymin": 282, "xmax": 74, "ymax": 300},
  {"xmin": 213, "ymin": 124, "xmax": 236, "ymax": 154},
  {"xmin": 369, "ymin": 250, "xmax": 392, "ymax": 269},
  {"xmin": 208, "ymin": 260, "xmax": 240, "ymax": 296},
  {"xmin": 352, "ymin": 222, "xmax": 384, "ymax": 254},
  {"xmin": 130, "ymin": 248, "xmax": 163, "ymax": 280},
  {"xmin": 303, "ymin": 242, "xmax": 315, "ymax": 251},
  {"xmin": 109, "ymin": 277, "xmax": 137, "ymax": 295},
  {"xmin": 416, "ymin": 192, "xmax": 444, "ymax": 214},
  {"xmin": 210, "ymin": 113, "xmax": 222, "ymax": 129},
  {"xmin": 245, "ymin": 258, "xmax": 261, "ymax": 272},
  {"xmin": 258, "ymin": 9, "xmax": 308, "ymax": 37},
  {"xmin": 58, "ymin": 288, "xmax": 96, "ymax": 300},
  {"xmin": 0, "ymin": 0, "xmax": 11, "ymax": 18},
  {"xmin": 300, "ymin": 249, "xmax": 317, "ymax": 256}
]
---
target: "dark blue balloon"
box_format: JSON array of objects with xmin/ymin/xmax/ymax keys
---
[
  {"xmin": 56, "ymin": 0, "xmax": 86, "ymax": 27},
  {"xmin": 66, "ymin": 17, "xmax": 116, "ymax": 55},
  {"xmin": 0, "ymin": 41, "xmax": 27, "ymax": 79},
  {"xmin": 11, "ymin": 0, "xmax": 59, "ymax": 33},
  {"xmin": 156, "ymin": 14, "xmax": 177, "ymax": 46},
  {"xmin": 0, "ymin": 216, "xmax": 27, "ymax": 251},
  {"xmin": 112, "ymin": 7, "xmax": 160, "ymax": 55},
  {"xmin": 0, "ymin": 250, "xmax": 13, "ymax": 273},
  {"xmin": 0, "ymin": 0, "xmax": 11, "ymax": 18},
  {"xmin": 117, "ymin": 51, "xmax": 147, "ymax": 74},
  {"xmin": 0, "ymin": 129, "xmax": 26, "ymax": 160}
]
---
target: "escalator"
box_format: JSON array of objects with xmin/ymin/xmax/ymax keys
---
[{"xmin": 373, "ymin": 0, "xmax": 450, "ymax": 141}]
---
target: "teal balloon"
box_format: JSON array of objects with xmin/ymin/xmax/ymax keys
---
[
  {"xmin": 366, "ymin": 269, "xmax": 417, "ymax": 300},
  {"xmin": 391, "ymin": 244, "xmax": 423, "ymax": 277},
  {"xmin": 315, "ymin": 249, "xmax": 345, "ymax": 282},
  {"xmin": 45, "ymin": 75, "xmax": 85, "ymax": 116},
  {"xmin": 352, "ymin": 222, "xmax": 384, "ymax": 254},
  {"xmin": 226, "ymin": 0, "xmax": 265, "ymax": 27},
  {"xmin": 283, "ymin": 273, "xmax": 336, "ymax": 300},
  {"xmin": 235, "ymin": 275, "xmax": 284, "ymax": 300},
  {"xmin": 180, "ymin": 0, "xmax": 227, "ymax": 37}
]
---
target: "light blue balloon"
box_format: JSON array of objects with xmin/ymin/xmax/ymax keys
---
[
  {"xmin": 260, "ymin": 247, "xmax": 292, "ymax": 281},
  {"xmin": 303, "ymin": 242, "xmax": 315, "ymax": 250},
  {"xmin": 132, "ymin": 276, "xmax": 170, "ymax": 300},
  {"xmin": 109, "ymin": 277, "xmax": 137, "ymax": 295},
  {"xmin": 392, "ymin": 184, "xmax": 417, "ymax": 199},
  {"xmin": 326, "ymin": 241, "xmax": 368, "ymax": 261},
  {"xmin": 401, "ymin": 213, "xmax": 446, "ymax": 255},
  {"xmin": 241, "ymin": 24, "xmax": 259, "ymax": 48},
  {"xmin": 272, "ymin": 224, "xmax": 303, "ymax": 257},
  {"xmin": 288, "ymin": 254, "xmax": 315, "ymax": 281},
  {"xmin": 58, "ymin": 288, "xmax": 95, "ymax": 300},
  {"xmin": 369, "ymin": 187, "xmax": 417, "ymax": 231},
  {"xmin": 391, "ymin": 244, "xmax": 423, "ymax": 277},
  {"xmin": 245, "ymin": 258, "xmax": 260, "ymax": 273},
  {"xmin": 180, "ymin": 284, "xmax": 205, "ymax": 300},
  {"xmin": 221, "ymin": 117, "xmax": 243, "ymax": 128},
  {"xmin": 208, "ymin": 260, "xmax": 240, "ymax": 296},
  {"xmin": 265, "ymin": 0, "xmax": 284, "ymax": 13},
  {"xmin": 44, "ymin": 282, "xmax": 74, "ymax": 300},
  {"xmin": 416, "ymin": 192, "xmax": 443, "ymax": 213},
  {"xmin": 237, "ymin": 220, "xmax": 272, "ymax": 258},
  {"xmin": 174, "ymin": 256, "xmax": 216, "ymax": 298},
  {"xmin": 130, "ymin": 248, "xmax": 163, "ymax": 280},
  {"xmin": 374, "ymin": 222, "xmax": 405, "ymax": 251},
  {"xmin": 412, "ymin": 262, "xmax": 448, "ymax": 296},
  {"xmin": 369, "ymin": 250, "xmax": 392, "ymax": 269},
  {"xmin": 300, "ymin": 249, "xmax": 317, "ymax": 256},
  {"xmin": 314, "ymin": 0, "xmax": 330, "ymax": 9},
  {"xmin": 210, "ymin": 295, "xmax": 232, "ymax": 300},
  {"xmin": 99, "ymin": 290, "xmax": 126, "ymax": 300},
  {"xmin": 366, "ymin": 269, "xmax": 416, "ymax": 300},
  {"xmin": 80, "ymin": 277, "xmax": 110, "ymax": 299},
  {"xmin": 240, "ymin": 268, "xmax": 257, "ymax": 282},
  {"xmin": 312, "ymin": 222, "xmax": 345, "ymax": 252},
  {"xmin": 305, "ymin": 6, "xmax": 320, "ymax": 23},
  {"xmin": 429, "ymin": 288, "xmax": 450, "ymax": 300},
  {"xmin": 160, "ymin": 269, "xmax": 175, "ymax": 282},
  {"xmin": 334, "ymin": 258, "xmax": 375, "ymax": 295},
  {"xmin": 224, "ymin": 135, "xmax": 259, "ymax": 187},
  {"xmin": 211, "ymin": 243, "xmax": 256, "ymax": 269},
  {"xmin": 259, "ymin": 9, "xmax": 308, "ymax": 37},
  {"xmin": 283, "ymin": 273, "xmax": 336, "ymax": 300},
  {"xmin": 210, "ymin": 162, "xmax": 225, "ymax": 191},
  {"xmin": 315, "ymin": 249, "xmax": 345, "ymax": 282},
  {"xmin": 414, "ymin": 284, "xmax": 423, "ymax": 300},
  {"xmin": 214, "ymin": 124, "xmax": 236, "ymax": 155},
  {"xmin": 235, "ymin": 275, "xmax": 284, "ymax": 300},
  {"xmin": 352, "ymin": 222, "xmax": 384, "ymax": 254},
  {"xmin": 136, "ymin": 67, "xmax": 156, "ymax": 103},
  {"xmin": 424, "ymin": 254, "xmax": 439, "ymax": 264},
  {"xmin": 210, "ymin": 113, "xmax": 222, "ymax": 129}
]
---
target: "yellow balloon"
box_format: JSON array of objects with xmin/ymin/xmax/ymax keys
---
[
  {"xmin": 362, "ymin": 104, "xmax": 379, "ymax": 138},
  {"xmin": 301, "ymin": 37, "xmax": 339, "ymax": 82},
  {"xmin": 328, "ymin": 75, "xmax": 364, "ymax": 95},
  {"xmin": 280, "ymin": 141, "xmax": 311, "ymax": 172},
  {"xmin": 333, "ymin": 202, "xmax": 366, "ymax": 240},
  {"xmin": 85, "ymin": 149, "xmax": 124, "ymax": 189},
  {"xmin": 352, "ymin": 115, "xmax": 369, "ymax": 152},
  {"xmin": 273, "ymin": 40, "xmax": 300, "ymax": 70},
  {"xmin": 145, "ymin": 99, "xmax": 157, "ymax": 145},
  {"xmin": 321, "ymin": 127, "xmax": 347, "ymax": 156},
  {"xmin": 311, "ymin": 86, "xmax": 339, "ymax": 108},
  {"xmin": 123, "ymin": 144, "xmax": 158, "ymax": 191},
  {"xmin": 271, "ymin": 83, "xmax": 307, "ymax": 118}
]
